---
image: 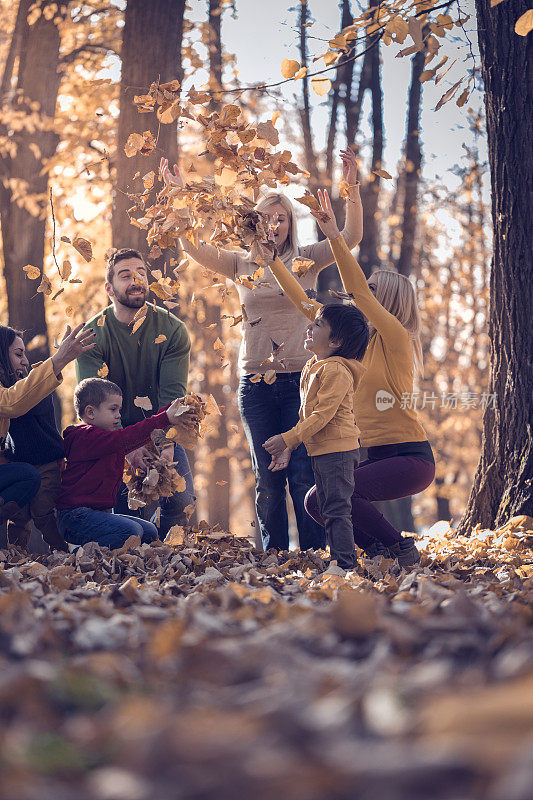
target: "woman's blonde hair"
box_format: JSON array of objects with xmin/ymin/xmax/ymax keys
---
[
  {"xmin": 368, "ymin": 269, "xmax": 424, "ymax": 380},
  {"xmin": 254, "ymin": 193, "xmax": 299, "ymax": 263}
]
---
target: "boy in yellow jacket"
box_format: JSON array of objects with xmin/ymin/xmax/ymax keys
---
[{"xmin": 264, "ymin": 299, "xmax": 368, "ymax": 570}]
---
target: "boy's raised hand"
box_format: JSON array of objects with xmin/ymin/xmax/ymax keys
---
[{"xmin": 310, "ymin": 189, "xmax": 341, "ymax": 240}]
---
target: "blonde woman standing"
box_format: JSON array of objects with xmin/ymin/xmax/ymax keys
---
[{"xmin": 161, "ymin": 151, "xmax": 362, "ymax": 552}]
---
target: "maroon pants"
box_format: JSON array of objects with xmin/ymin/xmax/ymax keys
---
[{"xmin": 304, "ymin": 455, "xmax": 435, "ymax": 549}]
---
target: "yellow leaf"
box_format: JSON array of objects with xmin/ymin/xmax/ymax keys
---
[
  {"xmin": 97, "ymin": 316, "xmax": 105, "ymax": 327},
  {"xmin": 373, "ymin": 169, "xmax": 393, "ymax": 179},
  {"xmin": 216, "ymin": 480, "xmax": 228, "ymax": 486},
  {"xmin": 263, "ymin": 370, "xmax": 277, "ymax": 384},
  {"xmin": 215, "ymin": 167, "xmax": 238, "ymax": 187},
  {"xmin": 124, "ymin": 132, "xmax": 145, "ymax": 157},
  {"xmin": 281, "ymin": 59, "xmax": 300, "ymax": 79},
  {"xmin": 154, "ymin": 334, "xmax": 167, "ymax": 344},
  {"xmin": 292, "ymin": 257, "xmax": 315, "ymax": 277},
  {"xmin": 515, "ymin": 9, "xmax": 533, "ymax": 36},
  {"xmin": 72, "ymin": 236, "xmax": 93, "ymax": 262},
  {"xmin": 142, "ymin": 171, "xmax": 155, "ymax": 189},
  {"xmin": 158, "ymin": 99, "xmax": 181, "ymax": 124},
  {"xmin": 131, "ymin": 316, "xmax": 146, "ymax": 334},
  {"xmin": 23, "ymin": 264, "xmax": 40, "ymax": 279},
  {"xmin": 37, "ymin": 274, "xmax": 52, "ymax": 295},
  {"xmin": 213, "ymin": 337, "xmax": 225, "ymax": 351},
  {"xmin": 249, "ymin": 373, "xmax": 262, "ymax": 383},
  {"xmin": 311, "ymin": 77, "xmax": 332, "ymax": 96},
  {"xmin": 97, "ymin": 363, "xmax": 109, "ymax": 378},
  {"xmin": 134, "ymin": 396, "xmax": 153, "ymax": 411}
]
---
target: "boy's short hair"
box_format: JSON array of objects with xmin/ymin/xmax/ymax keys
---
[
  {"xmin": 105, "ymin": 248, "xmax": 145, "ymax": 283},
  {"xmin": 74, "ymin": 378, "xmax": 122, "ymax": 417},
  {"xmin": 319, "ymin": 303, "xmax": 369, "ymax": 361}
]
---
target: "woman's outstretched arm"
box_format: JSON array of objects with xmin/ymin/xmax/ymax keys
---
[
  {"xmin": 267, "ymin": 253, "xmax": 322, "ymax": 322},
  {"xmin": 302, "ymin": 149, "xmax": 363, "ymax": 271},
  {"xmin": 311, "ymin": 190, "xmax": 408, "ymax": 344}
]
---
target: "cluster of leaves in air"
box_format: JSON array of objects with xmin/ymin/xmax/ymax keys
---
[
  {"xmin": 123, "ymin": 80, "xmax": 309, "ymax": 269},
  {"xmin": 1, "ymin": 514, "xmax": 532, "ymax": 797}
]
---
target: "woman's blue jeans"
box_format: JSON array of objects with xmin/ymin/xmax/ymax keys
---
[
  {"xmin": 238, "ymin": 372, "xmax": 326, "ymax": 552},
  {"xmin": 0, "ymin": 462, "xmax": 41, "ymax": 507},
  {"xmin": 57, "ymin": 507, "xmax": 158, "ymax": 549}
]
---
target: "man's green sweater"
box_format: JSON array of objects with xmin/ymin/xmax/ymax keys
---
[{"xmin": 76, "ymin": 303, "xmax": 191, "ymax": 428}]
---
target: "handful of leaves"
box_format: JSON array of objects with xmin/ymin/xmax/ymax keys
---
[
  {"xmin": 124, "ymin": 436, "xmax": 187, "ymax": 511},
  {"xmin": 164, "ymin": 392, "xmax": 221, "ymax": 451}
]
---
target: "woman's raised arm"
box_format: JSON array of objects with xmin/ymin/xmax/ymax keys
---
[
  {"xmin": 311, "ymin": 190, "xmax": 407, "ymax": 344},
  {"xmin": 302, "ymin": 148, "xmax": 363, "ymax": 272}
]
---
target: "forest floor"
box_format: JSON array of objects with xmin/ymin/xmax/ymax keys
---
[{"xmin": 1, "ymin": 518, "xmax": 533, "ymax": 800}]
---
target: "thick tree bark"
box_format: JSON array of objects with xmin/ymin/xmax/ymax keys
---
[
  {"xmin": 458, "ymin": 0, "xmax": 533, "ymax": 533},
  {"xmin": 204, "ymin": 0, "xmax": 230, "ymax": 530},
  {"xmin": 396, "ymin": 41, "xmax": 426, "ymax": 276},
  {"xmin": 112, "ymin": 0, "xmax": 185, "ymax": 251},
  {"xmin": 298, "ymin": 0, "xmax": 319, "ymax": 189},
  {"xmin": 0, "ymin": 0, "xmax": 68, "ymax": 363},
  {"xmin": 358, "ymin": 41, "xmax": 383, "ymax": 278}
]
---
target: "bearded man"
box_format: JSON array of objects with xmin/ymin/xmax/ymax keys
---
[{"xmin": 75, "ymin": 248, "xmax": 194, "ymax": 535}]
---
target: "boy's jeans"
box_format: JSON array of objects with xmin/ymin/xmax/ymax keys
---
[
  {"xmin": 238, "ymin": 373, "xmax": 326, "ymax": 552},
  {"xmin": 311, "ymin": 449, "xmax": 359, "ymax": 570},
  {"xmin": 57, "ymin": 507, "xmax": 158, "ymax": 550}
]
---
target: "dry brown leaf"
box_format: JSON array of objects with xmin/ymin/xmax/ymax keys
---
[
  {"xmin": 72, "ymin": 236, "xmax": 93, "ymax": 262},
  {"xmin": 22, "ymin": 264, "xmax": 40, "ymax": 280}
]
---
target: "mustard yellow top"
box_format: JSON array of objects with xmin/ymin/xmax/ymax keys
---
[
  {"xmin": 0, "ymin": 358, "xmax": 62, "ymax": 442},
  {"xmin": 269, "ymin": 237, "xmax": 428, "ymax": 448},
  {"xmin": 282, "ymin": 354, "xmax": 365, "ymax": 457}
]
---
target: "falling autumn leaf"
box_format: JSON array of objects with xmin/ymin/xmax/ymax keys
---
[
  {"xmin": 154, "ymin": 334, "xmax": 167, "ymax": 344},
  {"xmin": 97, "ymin": 362, "xmax": 109, "ymax": 378},
  {"xmin": 281, "ymin": 59, "xmax": 300, "ymax": 79},
  {"xmin": 292, "ymin": 257, "xmax": 315, "ymax": 277},
  {"xmin": 22, "ymin": 265, "xmax": 41, "ymax": 279},
  {"xmin": 373, "ymin": 169, "xmax": 393, "ymax": 179},
  {"xmin": 310, "ymin": 77, "xmax": 332, "ymax": 96},
  {"xmin": 515, "ymin": 9, "xmax": 533, "ymax": 35},
  {"xmin": 124, "ymin": 132, "xmax": 145, "ymax": 157},
  {"xmin": 256, "ymin": 121, "xmax": 280, "ymax": 146},
  {"xmin": 72, "ymin": 236, "xmax": 93, "ymax": 262},
  {"xmin": 134, "ymin": 396, "xmax": 153, "ymax": 411}
]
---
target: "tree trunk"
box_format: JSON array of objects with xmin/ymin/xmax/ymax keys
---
[
  {"xmin": 358, "ymin": 41, "xmax": 383, "ymax": 277},
  {"xmin": 396, "ymin": 40, "xmax": 426, "ymax": 276},
  {"xmin": 204, "ymin": 0, "xmax": 230, "ymax": 530},
  {"xmin": 0, "ymin": 0, "xmax": 67, "ymax": 363},
  {"xmin": 458, "ymin": 0, "xmax": 533, "ymax": 533},
  {"xmin": 297, "ymin": 0, "xmax": 319, "ymax": 189},
  {"xmin": 112, "ymin": 0, "xmax": 185, "ymax": 252}
]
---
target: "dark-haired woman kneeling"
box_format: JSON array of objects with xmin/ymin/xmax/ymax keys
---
[{"xmin": 0, "ymin": 323, "xmax": 95, "ymax": 550}]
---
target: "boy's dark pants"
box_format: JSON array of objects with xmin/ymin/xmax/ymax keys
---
[
  {"xmin": 311, "ymin": 449, "xmax": 359, "ymax": 570},
  {"xmin": 7, "ymin": 460, "xmax": 63, "ymax": 549}
]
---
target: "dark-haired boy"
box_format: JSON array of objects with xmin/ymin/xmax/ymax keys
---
[
  {"xmin": 75, "ymin": 248, "xmax": 193, "ymax": 536},
  {"xmin": 56, "ymin": 378, "xmax": 196, "ymax": 549},
  {"xmin": 264, "ymin": 256, "xmax": 369, "ymax": 571}
]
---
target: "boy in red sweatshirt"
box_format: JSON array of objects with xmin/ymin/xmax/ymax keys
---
[{"xmin": 56, "ymin": 378, "xmax": 195, "ymax": 549}]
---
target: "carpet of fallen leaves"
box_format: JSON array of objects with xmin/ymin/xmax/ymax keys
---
[{"xmin": 1, "ymin": 516, "xmax": 533, "ymax": 800}]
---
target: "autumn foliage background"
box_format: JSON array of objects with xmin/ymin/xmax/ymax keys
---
[{"xmin": 0, "ymin": 0, "xmax": 503, "ymax": 542}]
